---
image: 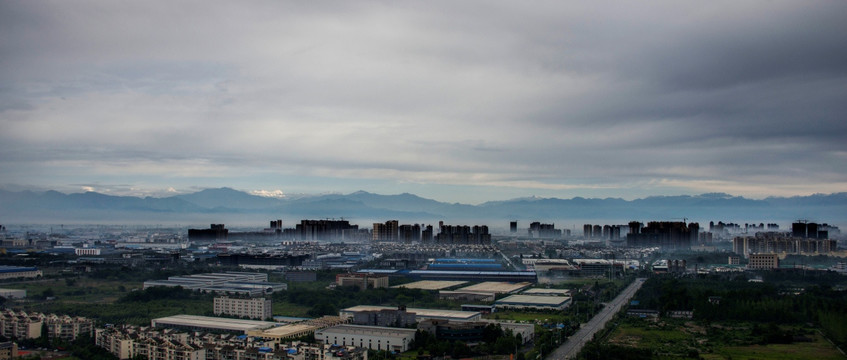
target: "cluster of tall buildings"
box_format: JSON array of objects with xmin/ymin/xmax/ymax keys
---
[
  {"xmin": 528, "ymin": 222, "xmax": 563, "ymax": 238},
  {"xmin": 733, "ymin": 232, "xmax": 837, "ymax": 258},
  {"xmin": 728, "ymin": 222, "xmax": 839, "ymax": 261},
  {"xmin": 626, "ymin": 221, "xmax": 700, "ymax": 250},
  {"xmin": 792, "ymin": 221, "xmax": 839, "ymax": 239},
  {"xmin": 508, "ymin": 221, "xmax": 567, "ymax": 239},
  {"xmin": 434, "ymin": 223, "xmax": 490, "ymax": 245},
  {"xmin": 583, "ymin": 224, "xmax": 624, "ymax": 241},
  {"xmin": 295, "ymin": 220, "xmax": 363, "ymax": 242},
  {"xmin": 371, "ymin": 221, "xmax": 490, "ymax": 245},
  {"xmin": 188, "ymin": 224, "xmax": 228, "ymax": 241}
]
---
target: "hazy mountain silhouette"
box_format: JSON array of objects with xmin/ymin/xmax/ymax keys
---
[{"xmin": 0, "ymin": 188, "xmax": 845, "ymax": 226}]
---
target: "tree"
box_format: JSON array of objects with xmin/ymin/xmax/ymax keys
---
[{"xmin": 42, "ymin": 288, "xmax": 55, "ymax": 299}]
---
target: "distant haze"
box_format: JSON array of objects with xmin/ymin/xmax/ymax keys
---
[
  {"xmin": 1, "ymin": 188, "xmax": 845, "ymax": 230},
  {"xmin": 1, "ymin": 2, "xmax": 846, "ymax": 204}
]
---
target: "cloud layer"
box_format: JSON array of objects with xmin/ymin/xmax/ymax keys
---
[{"xmin": 1, "ymin": 1, "xmax": 846, "ymax": 203}]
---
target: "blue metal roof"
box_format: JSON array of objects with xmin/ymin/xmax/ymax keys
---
[
  {"xmin": 428, "ymin": 263, "xmax": 503, "ymax": 269},
  {"xmin": 434, "ymin": 258, "xmax": 497, "ymax": 263},
  {"xmin": 408, "ymin": 270, "xmax": 536, "ymax": 276},
  {"xmin": 0, "ymin": 266, "xmax": 38, "ymax": 273},
  {"xmin": 355, "ymin": 269, "xmax": 399, "ymax": 274}
]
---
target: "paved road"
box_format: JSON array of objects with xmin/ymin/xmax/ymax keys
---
[{"xmin": 547, "ymin": 278, "xmax": 646, "ymax": 360}]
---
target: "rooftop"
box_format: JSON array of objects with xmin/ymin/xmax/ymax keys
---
[
  {"xmin": 521, "ymin": 288, "xmax": 572, "ymax": 296},
  {"xmin": 496, "ymin": 295, "xmax": 572, "ymax": 306},
  {"xmin": 341, "ymin": 306, "xmax": 480, "ymax": 320},
  {"xmin": 151, "ymin": 315, "xmax": 276, "ymax": 332},
  {"xmin": 317, "ymin": 324, "xmax": 416, "ymax": 337},
  {"xmin": 391, "ymin": 280, "xmax": 467, "ymax": 290},
  {"xmin": 456, "ymin": 282, "xmax": 532, "ymax": 294},
  {"xmin": 250, "ymin": 323, "xmax": 317, "ymax": 338}
]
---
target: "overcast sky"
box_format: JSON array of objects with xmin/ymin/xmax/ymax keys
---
[{"xmin": 1, "ymin": 1, "xmax": 846, "ymax": 204}]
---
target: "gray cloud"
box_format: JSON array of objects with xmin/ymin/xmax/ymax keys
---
[{"xmin": 1, "ymin": 1, "xmax": 845, "ymax": 202}]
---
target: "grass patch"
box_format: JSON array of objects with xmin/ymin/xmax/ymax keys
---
[
  {"xmin": 273, "ymin": 302, "xmax": 312, "ymax": 318},
  {"xmin": 484, "ymin": 310, "xmax": 569, "ymax": 324},
  {"xmin": 604, "ymin": 319, "xmax": 845, "ymax": 360},
  {"xmin": 703, "ymin": 332, "xmax": 844, "ymax": 360}
]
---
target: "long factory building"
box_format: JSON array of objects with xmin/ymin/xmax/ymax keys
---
[
  {"xmin": 340, "ymin": 305, "xmax": 482, "ymax": 322},
  {"xmin": 356, "ymin": 269, "xmax": 538, "ymax": 283},
  {"xmin": 143, "ymin": 272, "xmax": 287, "ymax": 296}
]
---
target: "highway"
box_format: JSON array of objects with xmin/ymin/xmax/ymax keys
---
[{"xmin": 547, "ymin": 278, "xmax": 646, "ymax": 360}]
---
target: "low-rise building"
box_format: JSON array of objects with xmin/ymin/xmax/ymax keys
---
[
  {"xmin": 340, "ymin": 305, "xmax": 482, "ymax": 322},
  {"xmin": 0, "ymin": 310, "xmax": 41, "ymax": 339},
  {"xmin": 437, "ymin": 291, "xmax": 495, "ymax": 302},
  {"xmin": 96, "ymin": 324, "xmax": 367, "ymax": 360},
  {"xmin": 494, "ymin": 294, "xmax": 571, "ymax": 311},
  {"xmin": 0, "ymin": 342, "xmax": 18, "ymax": 360},
  {"xmin": 214, "ymin": 296, "xmax": 273, "ymax": 320},
  {"xmin": 43, "ymin": 314, "xmax": 95, "ymax": 341},
  {"xmin": 0, "ymin": 310, "xmax": 93, "ymax": 341},
  {"xmin": 248, "ymin": 316, "xmax": 348, "ymax": 342},
  {"xmin": 315, "ymin": 324, "xmax": 417, "ymax": 352},
  {"xmin": 747, "ymin": 253, "xmax": 779, "ymax": 270},
  {"xmin": 0, "ymin": 266, "xmax": 42, "ymax": 280},
  {"xmin": 96, "ymin": 326, "xmax": 204, "ymax": 360},
  {"xmin": 626, "ymin": 309, "xmax": 659, "ymax": 318},
  {"xmin": 521, "ymin": 288, "xmax": 571, "ymax": 297},
  {"xmin": 0, "ymin": 289, "xmax": 25, "ymax": 299},
  {"xmin": 350, "ymin": 306, "xmax": 416, "ymax": 328},
  {"xmin": 143, "ymin": 272, "xmax": 284, "ymax": 296},
  {"xmin": 151, "ymin": 315, "xmax": 276, "ymax": 334},
  {"xmin": 335, "ymin": 274, "xmax": 389, "ymax": 290},
  {"xmin": 285, "ymin": 271, "xmax": 317, "ymax": 283},
  {"xmin": 75, "ymin": 247, "xmax": 101, "ymax": 256}
]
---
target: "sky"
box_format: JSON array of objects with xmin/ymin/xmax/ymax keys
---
[{"xmin": 1, "ymin": 1, "xmax": 846, "ymax": 204}]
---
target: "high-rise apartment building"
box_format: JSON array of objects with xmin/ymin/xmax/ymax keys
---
[
  {"xmin": 733, "ymin": 232, "xmax": 837, "ymax": 257},
  {"xmin": 626, "ymin": 221, "xmax": 698, "ymax": 250},
  {"xmin": 296, "ymin": 220, "xmax": 359, "ymax": 241},
  {"xmin": 398, "ymin": 224, "xmax": 421, "ymax": 243},
  {"xmin": 372, "ymin": 220, "xmax": 399, "ymax": 242}
]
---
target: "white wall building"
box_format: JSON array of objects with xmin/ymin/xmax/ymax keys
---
[
  {"xmin": 214, "ymin": 296, "xmax": 272, "ymax": 320},
  {"xmin": 315, "ymin": 324, "xmax": 417, "ymax": 352}
]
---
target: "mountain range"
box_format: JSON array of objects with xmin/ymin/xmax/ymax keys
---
[{"xmin": 1, "ymin": 187, "xmax": 846, "ymax": 228}]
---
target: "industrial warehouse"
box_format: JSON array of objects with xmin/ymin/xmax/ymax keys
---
[
  {"xmin": 143, "ymin": 272, "xmax": 287, "ymax": 296},
  {"xmin": 150, "ymin": 315, "xmax": 276, "ymax": 334},
  {"xmin": 339, "ymin": 305, "xmax": 482, "ymax": 322},
  {"xmin": 494, "ymin": 294, "xmax": 572, "ymax": 311},
  {"xmin": 315, "ymin": 324, "xmax": 418, "ymax": 352}
]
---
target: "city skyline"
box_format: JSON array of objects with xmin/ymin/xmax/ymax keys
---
[{"xmin": 1, "ymin": 1, "xmax": 846, "ymax": 205}]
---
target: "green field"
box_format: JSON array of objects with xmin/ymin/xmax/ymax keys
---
[
  {"xmin": 703, "ymin": 332, "xmax": 844, "ymax": 360},
  {"xmin": 272, "ymin": 301, "xmax": 312, "ymax": 317},
  {"xmin": 604, "ymin": 319, "xmax": 845, "ymax": 360},
  {"xmin": 485, "ymin": 310, "xmax": 567, "ymax": 323}
]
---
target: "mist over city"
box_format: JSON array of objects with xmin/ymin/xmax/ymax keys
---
[{"xmin": 1, "ymin": 1, "xmax": 846, "ymax": 360}]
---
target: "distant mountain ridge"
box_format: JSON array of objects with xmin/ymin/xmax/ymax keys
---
[{"xmin": 0, "ymin": 188, "xmax": 845, "ymax": 226}]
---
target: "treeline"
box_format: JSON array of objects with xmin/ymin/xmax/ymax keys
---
[
  {"xmin": 411, "ymin": 325, "xmax": 523, "ymax": 358},
  {"xmin": 22, "ymin": 286, "xmax": 214, "ymax": 326},
  {"xmin": 579, "ymin": 342, "xmax": 653, "ymax": 360},
  {"xmin": 631, "ymin": 276, "xmax": 847, "ymax": 348}
]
